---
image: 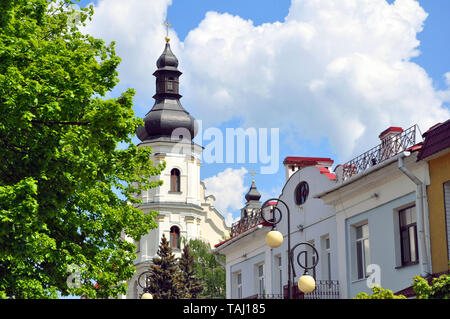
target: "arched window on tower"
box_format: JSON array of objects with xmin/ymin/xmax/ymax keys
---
[
  {"xmin": 167, "ymin": 77, "xmax": 174, "ymax": 91},
  {"xmin": 170, "ymin": 168, "xmax": 181, "ymax": 192},
  {"xmin": 170, "ymin": 226, "xmax": 180, "ymax": 249}
]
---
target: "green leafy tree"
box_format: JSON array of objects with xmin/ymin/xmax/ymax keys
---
[
  {"xmin": 178, "ymin": 244, "xmax": 203, "ymax": 298},
  {"xmin": 0, "ymin": 0, "xmax": 164, "ymax": 298},
  {"xmin": 353, "ymin": 285, "xmax": 407, "ymax": 299},
  {"xmin": 354, "ymin": 269, "xmax": 450, "ymax": 299},
  {"xmin": 148, "ymin": 234, "xmax": 182, "ymax": 299},
  {"xmin": 413, "ymin": 273, "xmax": 450, "ymax": 299},
  {"xmin": 186, "ymin": 239, "xmax": 226, "ymax": 298}
]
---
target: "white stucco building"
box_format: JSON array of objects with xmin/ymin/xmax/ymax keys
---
[
  {"xmin": 121, "ymin": 40, "xmax": 229, "ymax": 299},
  {"xmin": 215, "ymin": 156, "xmax": 340, "ymax": 299},
  {"xmin": 315, "ymin": 125, "xmax": 430, "ymax": 298}
]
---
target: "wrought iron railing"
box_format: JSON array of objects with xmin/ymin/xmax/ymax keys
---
[
  {"xmin": 230, "ymin": 207, "xmax": 263, "ymax": 238},
  {"xmin": 342, "ymin": 125, "xmax": 420, "ymax": 180},
  {"xmin": 283, "ymin": 280, "xmax": 340, "ymax": 299},
  {"xmin": 244, "ymin": 280, "xmax": 340, "ymax": 299},
  {"xmin": 243, "ymin": 294, "xmax": 284, "ymax": 299}
]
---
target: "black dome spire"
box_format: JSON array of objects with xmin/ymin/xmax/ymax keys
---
[
  {"xmin": 241, "ymin": 180, "xmax": 262, "ymax": 218},
  {"xmin": 137, "ymin": 40, "xmax": 197, "ymax": 142},
  {"xmin": 245, "ymin": 180, "xmax": 261, "ymax": 202},
  {"xmin": 156, "ymin": 42, "xmax": 179, "ymax": 69}
]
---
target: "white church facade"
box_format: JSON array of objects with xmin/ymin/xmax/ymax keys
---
[{"xmin": 122, "ymin": 39, "xmax": 230, "ymax": 299}]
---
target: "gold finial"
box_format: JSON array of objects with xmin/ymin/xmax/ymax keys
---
[{"xmin": 164, "ymin": 20, "xmax": 171, "ymax": 43}]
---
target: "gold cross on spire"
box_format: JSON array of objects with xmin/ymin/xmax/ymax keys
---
[
  {"xmin": 250, "ymin": 170, "xmax": 257, "ymax": 183},
  {"xmin": 164, "ymin": 20, "xmax": 171, "ymax": 42}
]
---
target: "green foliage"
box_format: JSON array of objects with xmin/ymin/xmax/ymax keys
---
[
  {"xmin": 186, "ymin": 239, "xmax": 226, "ymax": 298},
  {"xmin": 148, "ymin": 234, "xmax": 182, "ymax": 299},
  {"xmin": 413, "ymin": 274, "xmax": 450, "ymax": 299},
  {"xmin": 0, "ymin": 0, "xmax": 164, "ymax": 298},
  {"xmin": 353, "ymin": 285, "xmax": 407, "ymax": 299},
  {"xmin": 178, "ymin": 244, "xmax": 203, "ymax": 298},
  {"xmin": 354, "ymin": 270, "xmax": 450, "ymax": 299}
]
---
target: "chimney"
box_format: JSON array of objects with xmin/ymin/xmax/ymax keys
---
[
  {"xmin": 283, "ymin": 157, "xmax": 334, "ymax": 181},
  {"xmin": 379, "ymin": 126, "xmax": 403, "ymax": 160}
]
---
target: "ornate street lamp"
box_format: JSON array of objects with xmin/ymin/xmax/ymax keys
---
[
  {"xmin": 259, "ymin": 198, "xmax": 319, "ymax": 298},
  {"xmin": 138, "ymin": 270, "xmax": 153, "ymax": 299}
]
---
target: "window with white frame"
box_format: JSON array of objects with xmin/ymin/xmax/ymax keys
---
[
  {"xmin": 321, "ymin": 236, "xmax": 331, "ymax": 281},
  {"xmin": 399, "ymin": 205, "xmax": 418, "ymax": 266},
  {"xmin": 355, "ymin": 224, "xmax": 370, "ymax": 280},
  {"xmin": 237, "ymin": 272, "xmax": 242, "ymax": 299},
  {"xmin": 256, "ymin": 264, "xmax": 265, "ymax": 296},
  {"xmin": 274, "ymin": 255, "xmax": 282, "ymax": 295},
  {"xmin": 233, "ymin": 272, "xmax": 242, "ymax": 299},
  {"xmin": 169, "ymin": 226, "xmax": 180, "ymax": 249}
]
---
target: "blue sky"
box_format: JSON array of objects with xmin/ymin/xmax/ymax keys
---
[
  {"xmin": 76, "ymin": 0, "xmax": 450, "ymax": 225},
  {"xmin": 170, "ymin": 0, "xmax": 450, "ymax": 91}
]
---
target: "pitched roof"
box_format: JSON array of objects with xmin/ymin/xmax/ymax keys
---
[
  {"xmin": 283, "ymin": 157, "xmax": 334, "ymax": 166},
  {"xmin": 316, "ymin": 166, "xmax": 337, "ymax": 180},
  {"xmin": 417, "ymin": 119, "xmax": 450, "ymax": 160},
  {"xmin": 214, "ymin": 221, "xmax": 271, "ymax": 249}
]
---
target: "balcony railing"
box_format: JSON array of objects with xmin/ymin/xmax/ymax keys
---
[
  {"xmin": 342, "ymin": 125, "xmax": 420, "ymax": 180},
  {"xmin": 230, "ymin": 207, "xmax": 263, "ymax": 238},
  {"xmin": 244, "ymin": 280, "xmax": 340, "ymax": 299}
]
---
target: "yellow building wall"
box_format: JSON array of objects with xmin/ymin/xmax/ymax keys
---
[{"xmin": 427, "ymin": 151, "xmax": 450, "ymax": 273}]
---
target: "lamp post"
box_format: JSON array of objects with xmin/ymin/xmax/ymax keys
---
[
  {"xmin": 258, "ymin": 198, "xmax": 319, "ymax": 299},
  {"xmin": 137, "ymin": 270, "xmax": 153, "ymax": 299}
]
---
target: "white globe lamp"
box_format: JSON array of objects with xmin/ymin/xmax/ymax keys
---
[{"xmin": 265, "ymin": 230, "xmax": 283, "ymax": 248}]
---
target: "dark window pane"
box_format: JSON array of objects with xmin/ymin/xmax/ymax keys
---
[
  {"xmin": 356, "ymin": 241, "xmax": 363, "ymax": 279},
  {"xmin": 400, "ymin": 209, "xmax": 407, "ymax": 226},
  {"xmin": 327, "ymin": 252, "xmax": 331, "ymax": 281},
  {"xmin": 401, "ymin": 229, "xmax": 410, "ymax": 264}
]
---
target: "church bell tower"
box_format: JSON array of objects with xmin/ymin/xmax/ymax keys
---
[{"xmin": 124, "ymin": 33, "xmax": 230, "ymax": 300}]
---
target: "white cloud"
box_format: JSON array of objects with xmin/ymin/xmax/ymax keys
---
[
  {"xmin": 84, "ymin": 0, "xmax": 450, "ymax": 162},
  {"xmin": 181, "ymin": 0, "xmax": 449, "ymax": 160},
  {"xmin": 445, "ymin": 72, "xmax": 450, "ymax": 87},
  {"xmin": 81, "ymin": 0, "xmax": 178, "ymax": 105},
  {"xmin": 203, "ymin": 167, "xmax": 248, "ymax": 226}
]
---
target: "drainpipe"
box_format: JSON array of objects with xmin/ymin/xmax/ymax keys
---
[
  {"xmin": 398, "ymin": 154, "xmax": 431, "ymax": 276},
  {"xmin": 214, "ymin": 251, "xmax": 226, "ymax": 268}
]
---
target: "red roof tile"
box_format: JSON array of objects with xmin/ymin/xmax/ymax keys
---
[
  {"xmin": 316, "ymin": 166, "xmax": 336, "ymax": 180},
  {"xmin": 214, "ymin": 221, "xmax": 270, "ymax": 248},
  {"xmin": 283, "ymin": 156, "xmax": 333, "ymax": 166}
]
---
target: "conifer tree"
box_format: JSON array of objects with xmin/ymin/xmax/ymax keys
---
[
  {"xmin": 148, "ymin": 234, "xmax": 181, "ymax": 299},
  {"xmin": 179, "ymin": 244, "xmax": 203, "ymax": 298}
]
